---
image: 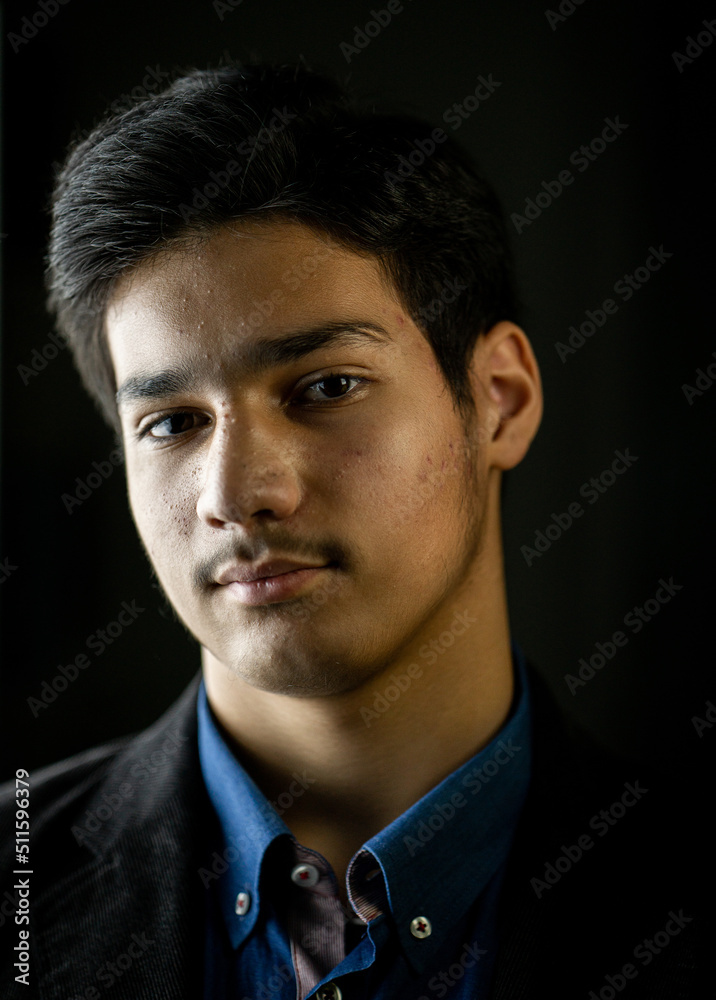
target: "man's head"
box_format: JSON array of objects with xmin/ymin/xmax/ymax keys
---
[
  {"xmin": 46, "ymin": 61, "xmax": 516, "ymax": 434},
  {"xmin": 46, "ymin": 61, "xmax": 542, "ymax": 698}
]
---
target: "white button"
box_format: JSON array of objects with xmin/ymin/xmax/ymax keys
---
[
  {"xmin": 234, "ymin": 891, "xmax": 251, "ymax": 916},
  {"xmin": 410, "ymin": 915, "xmax": 432, "ymax": 939},
  {"xmin": 291, "ymin": 863, "xmax": 320, "ymax": 887},
  {"xmin": 315, "ymin": 983, "xmax": 342, "ymax": 1000}
]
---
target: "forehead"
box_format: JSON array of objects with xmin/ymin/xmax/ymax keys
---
[{"xmin": 104, "ymin": 219, "xmax": 407, "ymax": 375}]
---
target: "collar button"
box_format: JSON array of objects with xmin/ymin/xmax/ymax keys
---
[
  {"xmin": 410, "ymin": 915, "xmax": 433, "ymax": 939},
  {"xmin": 234, "ymin": 891, "xmax": 251, "ymax": 916},
  {"xmin": 315, "ymin": 983, "xmax": 342, "ymax": 1000},
  {"xmin": 290, "ymin": 863, "xmax": 320, "ymax": 887}
]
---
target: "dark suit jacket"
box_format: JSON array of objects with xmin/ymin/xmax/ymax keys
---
[{"xmin": 0, "ymin": 668, "xmax": 705, "ymax": 998}]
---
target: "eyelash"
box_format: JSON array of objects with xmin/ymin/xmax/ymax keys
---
[{"xmin": 137, "ymin": 373, "xmax": 368, "ymax": 442}]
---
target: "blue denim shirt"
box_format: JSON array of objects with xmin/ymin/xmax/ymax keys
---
[{"xmin": 198, "ymin": 641, "xmax": 532, "ymax": 999}]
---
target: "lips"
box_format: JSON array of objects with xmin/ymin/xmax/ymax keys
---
[
  {"xmin": 215, "ymin": 558, "xmax": 331, "ymax": 606},
  {"xmin": 216, "ymin": 558, "xmax": 327, "ymax": 586}
]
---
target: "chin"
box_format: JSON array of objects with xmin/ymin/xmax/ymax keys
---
[{"xmin": 216, "ymin": 637, "xmax": 385, "ymax": 699}]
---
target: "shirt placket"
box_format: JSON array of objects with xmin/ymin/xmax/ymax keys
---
[{"xmin": 286, "ymin": 847, "xmax": 357, "ymax": 998}]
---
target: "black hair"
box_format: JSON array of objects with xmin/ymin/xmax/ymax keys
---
[{"xmin": 46, "ymin": 60, "xmax": 516, "ymax": 432}]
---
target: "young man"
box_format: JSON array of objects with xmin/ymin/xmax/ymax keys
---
[{"xmin": 0, "ymin": 62, "xmax": 702, "ymax": 998}]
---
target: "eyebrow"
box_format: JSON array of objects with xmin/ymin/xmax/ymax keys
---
[{"xmin": 115, "ymin": 321, "xmax": 391, "ymax": 407}]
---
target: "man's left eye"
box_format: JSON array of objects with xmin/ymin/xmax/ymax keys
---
[{"xmin": 300, "ymin": 375, "xmax": 363, "ymax": 402}]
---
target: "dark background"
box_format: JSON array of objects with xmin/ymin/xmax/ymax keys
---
[{"xmin": 1, "ymin": 0, "xmax": 714, "ymax": 780}]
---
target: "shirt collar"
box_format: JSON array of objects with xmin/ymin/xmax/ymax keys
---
[
  {"xmin": 197, "ymin": 639, "xmax": 532, "ymax": 962},
  {"xmin": 197, "ymin": 687, "xmax": 292, "ymax": 949},
  {"xmin": 349, "ymin": 639, "xmax": 532, "ymax": 971}
]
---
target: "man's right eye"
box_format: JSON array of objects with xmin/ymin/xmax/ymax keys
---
[{"xmin": 141, "ymin": 412, "xmax": 208, "ymax": 440}]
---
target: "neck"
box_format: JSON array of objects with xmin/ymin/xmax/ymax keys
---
[{"xmin": 202, "ymin": 509, "xmax": 514, "ymax": 885}]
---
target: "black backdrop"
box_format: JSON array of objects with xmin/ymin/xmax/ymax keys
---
[{"xmin": 1, "ymin": 0, "xmax": 714, "ymax": 780}]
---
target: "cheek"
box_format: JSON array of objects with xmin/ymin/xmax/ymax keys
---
[
  {"xmin": 126, "ymin": 459, "xmax": 195, "ymax": 568},
  {"xmin": 320, "ymin": 416, "xmax": 470, "ymax": 541}
]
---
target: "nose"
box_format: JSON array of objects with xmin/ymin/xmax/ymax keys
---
[{"xmin": 195, "ymin": 414, "xmax": 302, "ymax": 529}]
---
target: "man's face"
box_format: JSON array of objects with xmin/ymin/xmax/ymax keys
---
[{"xmin": 106, "ymin": 219, "xmax": 492, "ymax": 696}]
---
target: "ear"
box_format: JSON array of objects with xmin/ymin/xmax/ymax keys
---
[{"xmin": 469, "ymin": 321, "xmax": 543, "ymax": 470}]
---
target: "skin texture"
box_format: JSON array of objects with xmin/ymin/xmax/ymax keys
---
[{"xmin": 106, "ymin": 218, "xmax": 543, "ymax": 895}]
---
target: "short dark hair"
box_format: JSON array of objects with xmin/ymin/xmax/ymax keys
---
[{"xmin": 46, "ymin": 60, "xmax": 516, "ymax": 433}]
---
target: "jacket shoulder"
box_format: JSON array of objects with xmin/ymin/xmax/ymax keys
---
[
  {"xmin": 0, "ymin": 675, "xmax": 206, "ymax": 1000},
  {"xmin": 0, "ymin": 674, "xmax": 202, "ymax": 869},
  {"xmin": 491, "ymin": 663, "xmax": 708, "ymax": 997},
  {"xmin": 1, "ymin": 737, "xmax": 132, "ymax": 813}
]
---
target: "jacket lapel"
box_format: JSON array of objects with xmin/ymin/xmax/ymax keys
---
[{"xmin": 35, "ymin": 677, "xmax": 207, "ymax": 1000}]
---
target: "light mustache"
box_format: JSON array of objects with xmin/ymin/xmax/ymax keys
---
[{"xmin": 192, "ymin": 533, "xmax": 351, "ymax": 589}]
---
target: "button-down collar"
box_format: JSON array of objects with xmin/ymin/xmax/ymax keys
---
[
  {"xmin": 197, "ymin": 640, "xmax": 531, "ymax": 970},
  {"xmin": 345, "ymin": 640, "xmax": 531, "ymax": 972},
  {"xmin": 197, "ymin": 690, "xmax": 292, "ymax": 949}
]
